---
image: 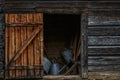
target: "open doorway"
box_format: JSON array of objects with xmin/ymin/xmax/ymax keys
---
[{"xmin": 44, "ymin": 14, "xmax": 81, "ymax": 75}]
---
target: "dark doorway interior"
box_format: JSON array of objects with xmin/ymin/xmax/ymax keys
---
[{"xmin": 44, "ymin": 14, "xmax": 81, "ymax": 75}]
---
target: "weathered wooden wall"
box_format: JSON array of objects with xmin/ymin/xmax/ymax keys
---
[
  {"xmin": 2, "ymin": 1, "xmax": 120, "ymax": 79},
  {"xmin": 88, "ymin": 11, "xmax": 120, "ymax": 72}
]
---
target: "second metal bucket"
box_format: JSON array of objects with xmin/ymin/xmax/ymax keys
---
[{"xmin": 62, "ymin": 48, "xmax": 73, "ymax": 64}]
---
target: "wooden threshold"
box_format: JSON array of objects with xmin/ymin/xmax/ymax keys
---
[{"xmin": 43, "ymin": 75, "xmax": 81, "ymax": 80}]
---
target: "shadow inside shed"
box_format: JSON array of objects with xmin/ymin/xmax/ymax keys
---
[{"xmin": 44, "ymin": 14, "xmax": 81, "ymax": 75}]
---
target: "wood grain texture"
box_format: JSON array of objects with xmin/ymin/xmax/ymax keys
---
[
  {"xmin": 88, "ymin": 26, "xmax": 120, "ymax": 36},
  {"xmin": 88, "ymin": 11, "xmax": 120, "ymax": 25},
  {"xmin": 7, "ymin": 24, "xmax": 40, "ymax": 68},
  {"xmin": 27, "ymin": 13, "xmax": 34, "ymax": 76},
  {"xmin": 88, "ymin": 56, "xmax": 120, "ymax": 66},
  {"xmin": 20, "ymin": 14, "xmax": 27, "ymax": 77},
  {"xmin": 88, "ymin": 11, "xmax": 120, "ymax": 73},
  {"xmin": 15, "ymin": 14, "xmax": 21, "ymax": 77},
  {"xmin": 88, "ymin": 65, "xmax": 120, "ymax": 72},
  {"xmin": 88, "ymin": 36, "xmax": 120, "ymax": 46},
  {"xmin": 5, "ymin": 13, "xmax": 43, "ymax": 78},
  {"xmin": 88, "ymin": 46, "xmax": 120, "ymax": 56},
  {"xmin": 81, "ymin": 12, "xmax": 88, "ymax": 78}
]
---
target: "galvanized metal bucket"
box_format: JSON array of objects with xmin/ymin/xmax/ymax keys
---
[{"xmin": 50, "ymin": 59, "xmax": 60, "ymax": 75}]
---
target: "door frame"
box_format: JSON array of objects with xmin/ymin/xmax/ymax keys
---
[
  {"xmin": 81, "ymin": 12, "xmax": 88, "ymax": 79},
  {"xmin": 42, "ymin": 12, "xmax": 88, "ymax": 79}
]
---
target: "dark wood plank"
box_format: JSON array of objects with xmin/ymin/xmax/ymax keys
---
[
  {"xmin": 88, "ymin": 65, "xmax": 120, "ymax": 72},
  {"xmin": 88, "ymin": 11, "xmax": 120, "ymax": 25},
  {"xmin": 88, "ymin": 56, "xmax": 120, "ymax": 66},
  {"xmin": 88, "ymin": 46, "xmax": 120, "ymax": 56},
  {"xmin": 5, "ymin": 14, "xmax": 9, "ymax": 67},
  {"xmin": 5, "ymin": 1, "xmax": 120, "ymax": 10},
  {"xmin": 88, "ymin": 36, "xmax": 120, "ymax": 46},
  {"xmin": 81, "ymin": 12, "xmax": 88, "ymax": 78},
  {"xmin": 65, "ymin": 62, "xmax": 77, "ymax": 75},
  {"xmin": 88, "ymin": 26, "xmax": 120, "ymax": 36}
]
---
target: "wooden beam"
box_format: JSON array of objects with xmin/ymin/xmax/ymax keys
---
[
  {"xmin": 81, "ymin": 12, "xmax": 88, "ymax": 79},
  {"xmin": 65, "ymin": 63, "xmax": 77, "ymax": 75},
  {"xmin": 6, "ymin": 27, "xmax": 42, "ymax": 68},
  {"xmin": 6, "ymin": 23, "xmax": 43, "ymax": 27}
]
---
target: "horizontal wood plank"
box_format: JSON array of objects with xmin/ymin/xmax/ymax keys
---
[
  {"xmin": 88, "ymin": 36, "xmax": 120, "ymax": 46},
  {"xmin": 88, "ymin": 26, "xmax": 120, "ymax": 36},
  {"xmin": 88, "ymin": 11, "xmax": 120, "ymax": 25},
  {"xmin": 88, "ymin": 65, "xmax": 120, "ymax": 72},
  {"xmin": 88, "ymin": 56, "xmax": 120, "ymax": 65},
  {"xmin": 88, "ymin": 46, "xmax": 120, "ymax": 56}
]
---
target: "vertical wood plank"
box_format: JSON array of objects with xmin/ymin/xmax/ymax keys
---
[
  {"xmin": 5, "ymin": 14, "xmax": 7, "ymax": 66},
  {"xmin": 36, "ymin": 13, "xmax": 43, "ymax": 75},
  {"xmin": 8, "ymin": 14, "xmax": 11, "ymax": 78},
  {"xmin": 5, "ymin": 14, "xmax": 9, "ymax": 78},
  {"xmin": 29, "ymin": 14, "xmax": 34, "ymax": 76},
  {"xmin": 15, "ymin": 14, "xmax": 21, "ymax": 77},
  {"xmin": 39, "ymin": 13, "xmax": 44, "ymax": 75},
  {"xmin": 5, "ymin": 14, "xmax": 8, "ymax": 67},
  {"xmin": 11, "ymin": 14, "xmax": 15, "ymax": 78},
  {"xmin": 14, "ymin": 14, "xmax": 17, "ymax": 77},
  {"xmin": 32, "ymin": 14, "xmax": 35, "ymax": 76},
  {"xmin": 33, "ymin": 13, "xmax": 39, "ymax": 75},
  {"xmin": 21, "ymin": 14, "xmax": 27, "ymax": 77},
  {"xmin": 26, "ymin": 13, "xmax": 33, "ymax": 76},
  {"xmin": 40, "ymin": 29, "xmax": 43, "ymax": 75},
  {"xmin": 81, "ymin": 12, "xmax": 88, "ymax": 79},
  {"xmin": 8, "ymin": 14, "xmax": 12, "ymax": 77},
  {"xmin": 73, "ymin": 33, "xmax": 78, "ymax": 60},
  {"xmin": 9, "ymin": 14, "xmax": 15, "ymax": 78}
]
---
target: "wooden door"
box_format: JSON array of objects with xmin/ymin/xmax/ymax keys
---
[{"xmin": 5, "ymin": 13, "xmax": 44, "ymax": 79}]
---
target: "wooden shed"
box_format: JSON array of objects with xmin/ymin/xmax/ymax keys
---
[{"xmin": 0, "ymin": 0, "xmax": 120, "ymax": 80}]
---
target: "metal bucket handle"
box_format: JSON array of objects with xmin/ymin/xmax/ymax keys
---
[{"xmin": 52, "ymin": 57, "xmax": 57, "ymax": 63}]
